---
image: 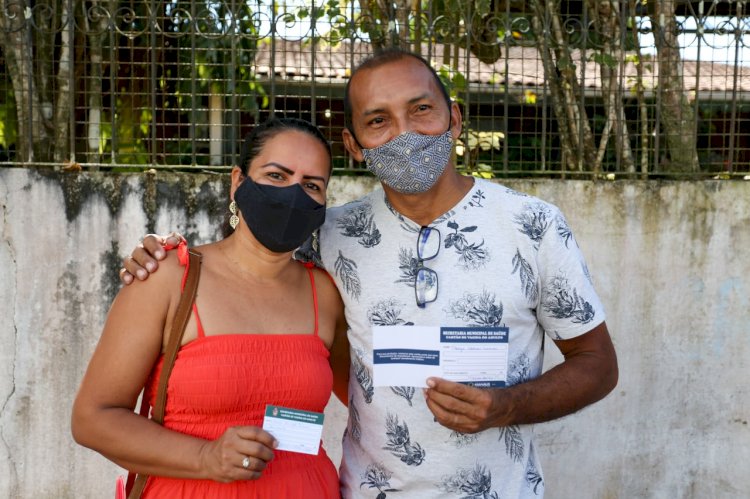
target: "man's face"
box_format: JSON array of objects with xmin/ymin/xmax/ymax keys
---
[{"xmin": 344, "ymin": 57, "xmax": 460, "ymax": 161}]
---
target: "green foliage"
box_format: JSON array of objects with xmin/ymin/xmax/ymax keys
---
[
  {"xmin": 589, "ymin": 52, "xmax": 617, "ymax": 69},
  {"xmin": 0, "ymin": 0, "xmax": 742, "ymax": 177},
  {"xmin": 303, "ymin": 0, "xmax": 371, "ymax": 45},
  {"xmin": 456, "ymin": 128, "xmax": 504, "ymax": 177},
  {"xmin": 437, "ymin": 65, "xmax": 467, "ymax": 103},
  {"xmin": 167, "ymin": 2, "xmax": 264, "ymax": 110},
  {"xmin": 101, "ymin": 0, "xmax": 272, "ymax": 167},
  {"xmin": 498, "ymin": 134, "xmax": 548, "ymax": 174},
  {"xmin": 0, "ymin": 83, "xmax": 17, "ymax": 153},
  {"xmin": 557, "ymin": 56, "xmax": 577, "ymax": 73}
]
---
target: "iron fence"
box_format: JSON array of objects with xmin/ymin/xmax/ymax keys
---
[{"xmin": 0, "ymin": 0, "xmax": 748, "ymax": 178}]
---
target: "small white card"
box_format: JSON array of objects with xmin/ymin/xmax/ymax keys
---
[
  {"xmin": 373, "ymin": 325, "xmax": 509, "ymax": 388},
  {"xmin": 261, "ymin": 405, "xmax": 324, "ymax": 455}
]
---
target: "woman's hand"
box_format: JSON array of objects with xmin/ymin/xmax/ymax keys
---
[{"xmin": 199, "ymin": 426, "xmax": 278, "ymax": 482}]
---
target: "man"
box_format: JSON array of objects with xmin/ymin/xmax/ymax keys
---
[{"xmin": 123, "ymin": 49, "xmax": 618, "ymax": 498}]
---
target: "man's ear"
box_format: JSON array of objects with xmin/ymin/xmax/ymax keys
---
[
  {"xmin": 342, "ymin": 128, "xmax": 365, "ymax": 163},
  {"xmin": 449, "ymin": 101, "xmax": 463, "ymax": 140},
  {"xmin": 229, "ymin": 166, "xmax": 244, "ymax": 199}
]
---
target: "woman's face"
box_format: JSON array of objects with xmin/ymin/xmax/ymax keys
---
[{"xmin": 240, "ymin": 129, "xmax": 331, "ymax": 205}]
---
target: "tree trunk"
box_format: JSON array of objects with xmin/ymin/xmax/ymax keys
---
[
  {"xmin": 85, "ymin": 0, "xmax": 112, "ymax": 166},
  {"xmin": 630, "ymin": 0, "xmax": 650, "ymax": 178},
  {"xmin": 394, "ymin": 0, "xmax": 412, "ymax": 47},
  {"xmin": 650, "ymin": 0, "xmax": 699, "ymax": 172},
  {"xmin": 36, "ymin": 0, "xmax": 58, "ymax": 154},
  {"xmin": 0, "ymin": 0, "xmax": 52, "ymax": 162},
  {"xmin": 356, "ymin": 0, "xmax": 396, "ymax": 51},
  {"xmin": 586, "ymin": 0, "xmax": 635, "ymax": 173},
  {"xmin": 356, "ymin": 0, "xmax": 414, "ymax": 49},
  {"xmin": 53, "ymin": 0, "xmax": 75, "ymax": 163},
  {"xmin": 530, "ymin": 0, "xmax": 597, "ymax": 172}
]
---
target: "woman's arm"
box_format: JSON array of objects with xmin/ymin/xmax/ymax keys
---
[{"xmin": 71, "ymin": 250, "xmax": 277, "ymax": 481}]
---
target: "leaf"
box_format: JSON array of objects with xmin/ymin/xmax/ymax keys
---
[
  {"xmin": 557, "ymin": 57, "xmax": 576, "ymax": 72},
  {"xmin": 334, "ymin": 251, "xmax": 361, "ymax": 300},
  {"xmin": 328, "ymin": 29, "xmax": 341, "ymax": 45},
  {"xmin": 460, "ymin": 226, "xmax": 477, "ymax": 232},
  {"xmin": 590, "ymin": 52, "xmax": 617, "ymax": 69},
  {"xmin": 452, "ymin": 71, "xmax": 467, "ymax": 91},
  {"xmin": 501, "ymin": 425, "xmax": 524, "ymax": 463},
  {"xmin": 447, "ymin": 220, "xmax": 459, "ymax": 230},
  {"xmin": 512, "ymin": 249, "xmax": 538, "ymax": 302},
  {"xmin": 475, "ymin": 0, "xmax": 492, "ymax": 15},
  {"xmin": 444, "ymin": 234, "xmax": 456, "ymax": 249}
]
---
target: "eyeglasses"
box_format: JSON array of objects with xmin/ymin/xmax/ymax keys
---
[{"xmin": 415, "ymin": 226, "xmax": 440, "ymax": 308}]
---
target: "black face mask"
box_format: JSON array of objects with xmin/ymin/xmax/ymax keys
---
[{"xmin": 233, "ymin": 176, "xmax": 326, "ymax": 253}]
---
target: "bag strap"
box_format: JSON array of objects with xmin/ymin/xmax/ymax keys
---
[{"xmin": 127, "ymin": 249, "xmax": 202, "ymax": 499}]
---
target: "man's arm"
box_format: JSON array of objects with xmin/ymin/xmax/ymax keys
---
[
  {"xmin": 423, "ymin": 322, "xmax": 618, "ymax": 433},
  {"xmin": 120, "ymin": 232, "xmax": 185, "ymax": 284},
  {"xmin": 329, "ymin": 318, "xmax": 350, "ymax": 406}
]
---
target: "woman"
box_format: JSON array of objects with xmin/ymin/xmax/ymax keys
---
[{"xmin": 72, "ymin": 117, "xmax": 348, "ymax": 498}]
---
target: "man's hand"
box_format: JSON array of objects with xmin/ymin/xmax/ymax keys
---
[
  {"xmin": 119, "ymin": 232, "xmax": 185, "ymax": 284},
  {"xmin": 424, "ymin": 322, "xmax": 618, "ymax": 433},
  {"xmin": 423, "ymin": 379, "xmax": 511, "ymax": 434}
]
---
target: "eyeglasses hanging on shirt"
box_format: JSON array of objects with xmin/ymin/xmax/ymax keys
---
[{"xmin": 415, "ymin": 226, "xmax": 440, "ymax": 308}]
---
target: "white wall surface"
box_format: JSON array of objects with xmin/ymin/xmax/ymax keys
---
[{"xmin": 0, "ymin": 168, "xmax": 748, "ymax": 498}]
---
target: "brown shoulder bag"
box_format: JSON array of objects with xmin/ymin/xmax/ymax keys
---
[{"xmin": 122, "ymin": 248, "xmax": 202, "ymax": 499}]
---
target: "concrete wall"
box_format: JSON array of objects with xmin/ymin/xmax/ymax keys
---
[{"xmin": 1, "ymin": 168, "xmax": 748, "ymax": 498}]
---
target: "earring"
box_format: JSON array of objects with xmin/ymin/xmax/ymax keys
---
[{"xmin": 229, "ymin": 200, "xmax": 239, "ymax": 230}]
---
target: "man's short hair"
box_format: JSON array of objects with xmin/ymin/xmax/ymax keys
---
[{"xmin": 343, "ymin": 48, "xmax": 452, "ymax": 134}]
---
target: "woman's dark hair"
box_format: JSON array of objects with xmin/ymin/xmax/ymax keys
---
[
  {"xmin": 238, "ymin": 116, "xmax": 332, "ymax": 175},
  {"xmin": 222, "ymin": 117, "xmax": 331, "ymax": 238}
]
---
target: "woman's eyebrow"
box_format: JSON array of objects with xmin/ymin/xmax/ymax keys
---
[
  {"xmin": 260, "ymin": 162, "xmax": 326, "ymax": 183},
  {"xmin": 303, "ymin": 174, "xmax": 327, "ymax": 183},
  {"xmin": 260, "ymin": 162, "xmax": 293, "ymax": 173}
]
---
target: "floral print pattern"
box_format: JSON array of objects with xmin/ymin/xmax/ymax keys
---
[{"xmin": 320, "ymin": 180, "xmax": 601, "ymax": 498}]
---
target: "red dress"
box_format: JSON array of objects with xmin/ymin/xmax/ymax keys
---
[{"xmin": 141, "ymin": 246, "xmax": 339, "ymax": 498}]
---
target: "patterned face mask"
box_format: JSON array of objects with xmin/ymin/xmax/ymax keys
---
[{"xmin": 361, "ymin": 129, "xmax": 453, "ymax": 194}]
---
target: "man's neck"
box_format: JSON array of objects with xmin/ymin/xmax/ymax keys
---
[{"xmin": 383, "ymin": 169, "xmax": 475, "ymax": 226}]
